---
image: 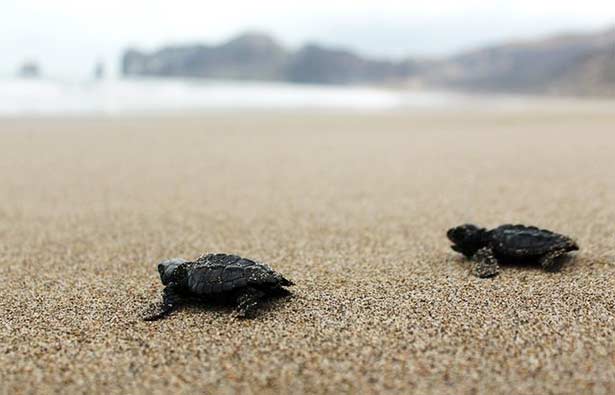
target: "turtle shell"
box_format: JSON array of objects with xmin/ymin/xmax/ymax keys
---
[
  {"xmin": 489, "ymin": 224, "xmax": 577, "ymax": 257},
  {"xmin": 186, "ymin": 253, "xmax": 293, "ymax": 295}
]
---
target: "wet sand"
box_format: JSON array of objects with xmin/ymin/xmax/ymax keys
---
[{"xmin": 1, "ymin": 109, "xmax": 615, "ymax": 394}]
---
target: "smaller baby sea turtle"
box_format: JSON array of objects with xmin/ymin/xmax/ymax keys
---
[
  {"xmin": 447, "ymin": 224, "xmax": 579, "ymax": 278},
  {"xmin": 144, "ymin": 253, "xmax": 294, "ymax": 321}
]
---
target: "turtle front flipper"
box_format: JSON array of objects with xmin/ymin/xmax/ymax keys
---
[
  {"xmin": 232, "ymin": 287, "xmax": 266, "ymax": 319},
  {"xmin": 471, "ymin": 247, "xmax": 500, "ymax": 278},
  {"xmin": 539, "ymin": 248, "xmax": 569, "ymax": 272},
  {"xmin": 143, "ymin": 284, "xmax": 183, "ymax": 321}
]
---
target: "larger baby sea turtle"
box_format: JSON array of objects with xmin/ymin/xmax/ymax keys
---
[
  {"xmin": 144, "ymin": 253, "xmax": 294, "ymax": 321},
  {"xmin": 447, "ymin": 224, "xmax": 579, "ymax": 278}
]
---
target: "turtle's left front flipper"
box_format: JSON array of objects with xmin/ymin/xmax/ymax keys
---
[
  {"xmin": 143, "ymin": 284, "xmax": 183, "ymax": 321},
  {"xmin": 233, "ymin": 287, "xmax": 266, "ymax": 319},
  {"xmin": 539, "ymin": 248, "xmax": 569, "ymax": 272},
  {"xmin": 471, "ymin": 247, "xmax": 500, "ymax": 278}
]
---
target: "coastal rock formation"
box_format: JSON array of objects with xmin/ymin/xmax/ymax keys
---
[
  {"xmin": 422, "ymin": 27, "xmax": 615, "ymax": 95},
  {"xmin": 122, "ymin": 32, "xmax": 417, "ymax": 84},
  {"xmin": 286, "ymin": 44, "xmax": 417, "ymax": 84},
  {"xmin": 18, "ymin": 61, "xmax": 41, "ymax": 78},
  {"xmin": 122, "ymin": 27, "xmax": 615, "ymax": 96},
  {"xmin": 123, "ymin": 33, "xmax": 290, "ymax": 80}
]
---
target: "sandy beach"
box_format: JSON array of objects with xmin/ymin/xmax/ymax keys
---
[{"xmin": 1, "ymin": 109, "xmax": 615, "ymax": 394}]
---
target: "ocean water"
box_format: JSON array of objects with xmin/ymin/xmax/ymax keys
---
[
  {"xmin": 1, "ymin": 77, "xmax": 608, "ymax": 116},
  {"xmin": 0, "ymin": 77, "xmax": 473, "ymax": 116}
]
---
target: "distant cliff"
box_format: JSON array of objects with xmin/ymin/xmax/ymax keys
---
[
  {"xmin": 122, "ymin": 28, "xmax": 615, "ymax": 96},
  {"xmin": 122, "ymin": 33, "xmax": 418, "ymax": 84},
  {"xmin": 123, "ymin": 34, "xmax": 288, "ymax": 80},
  {"xmin": 286, "ymin": 44, "xmax": 418, "ymax": 84},
  {"xmin": 420, "ymin": 27, "xmax": 615, "ymax": 96}
]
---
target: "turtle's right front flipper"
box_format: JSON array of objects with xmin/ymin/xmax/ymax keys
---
[
  {"xmin": 471, "ymin": 247, "xmax": 500, "ymax": 278},
  {"xmin": 143, "ymin": 284, "xmax": 183, "ymax": 321}
]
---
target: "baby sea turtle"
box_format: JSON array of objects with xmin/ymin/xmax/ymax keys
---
[
  {"xmin": 447, "ymin": 224, "xmax": 579, "ymax": 278},
  {"xmin": 144, "ymin": 253, "xmax": 294, "ymax": 321}
]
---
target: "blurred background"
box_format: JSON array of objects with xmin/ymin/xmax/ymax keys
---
[{"xmin": 2, "ymin": 0, "xmax": 614, "ymax": 115}]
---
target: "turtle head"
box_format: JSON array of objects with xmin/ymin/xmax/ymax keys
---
[
  {"xmin": 157, "ymin": 258, "xmax": 188, "ymax": 285},
  {"xmin": 447, "ymin": 224, "xmax": 487, "ymax": 257}
]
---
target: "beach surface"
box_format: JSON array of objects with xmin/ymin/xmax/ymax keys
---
[{"xmin": 1, "ymin": 109, "xmax": 615, "ymax": 394}]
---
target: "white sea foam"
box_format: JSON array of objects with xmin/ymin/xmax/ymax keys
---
[
  {"xmin": 0, "ymin": 77, "xmax": 472, "ymax": 116},
  {"xmin": 0, "ymin": 77, "xmax": 611, "ymax": 116}
]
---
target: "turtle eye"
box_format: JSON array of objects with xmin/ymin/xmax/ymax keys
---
[{"xmin": 158, "ymin": 263, "xmax": 165, "ymax": 273}]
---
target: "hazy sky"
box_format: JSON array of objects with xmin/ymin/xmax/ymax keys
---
[{"xmin": 3, "ymin": 0, "xmax": 614, "ymax": 78}]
